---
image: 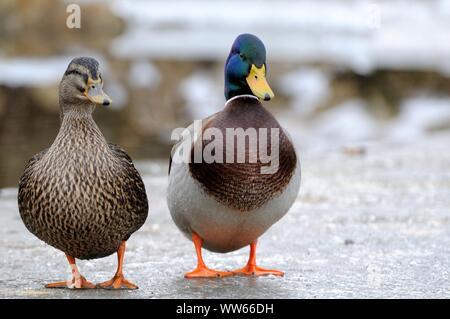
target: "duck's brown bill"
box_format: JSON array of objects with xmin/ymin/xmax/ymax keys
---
[{"xmin": 84, "ymin": 79, "xmax": 112, "ymax": 106}]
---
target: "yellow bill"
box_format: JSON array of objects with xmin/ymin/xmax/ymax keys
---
[
  {"xmin": 246, "ymin": 64, "xmax": 274, "ymax": 101},
  {"xmin": 84, "ymin": 78, "xmax": 112, "ymax": 106}
]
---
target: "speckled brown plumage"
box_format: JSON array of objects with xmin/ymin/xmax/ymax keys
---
[
  {"xmin": 18, "ymin": 59, "xmax": 148, "ymax": 261},
  {"xmin": 188, "ymin": 96, "xmax": 297, "ymax": 212}
]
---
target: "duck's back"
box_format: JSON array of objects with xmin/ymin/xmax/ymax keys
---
[{"xmin": 18, "ymin": 118, "xmax": 148, "ymax": 260}]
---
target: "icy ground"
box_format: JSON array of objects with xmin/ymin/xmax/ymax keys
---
[{"xmin": 1, "ymin": 132, "xmax": 450, "ymax": 299}]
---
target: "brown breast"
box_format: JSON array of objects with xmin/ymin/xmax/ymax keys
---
[{"xmin": 189, "ymin": 96, "xmax": 297, "ymax": 212}]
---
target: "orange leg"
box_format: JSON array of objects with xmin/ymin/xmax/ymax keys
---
[
  {"xmin": 45, "ymin": 254, "xmax": 96, "ymax": 289},
  {"xmin": 97, "ymin": 241, "xmax": 138, "ymax": 290},
  {"xmin": 232, "ymin": 241, "xmax": 284, "ymax": 277},
  {"xmin": 185, "ymin": 232, "xmax": 233, "ymax": 279}
]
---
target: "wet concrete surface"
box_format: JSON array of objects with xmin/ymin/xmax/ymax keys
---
[{"xmin": 1, "ymin": 134, "xmax": 450, "ymax": 298}]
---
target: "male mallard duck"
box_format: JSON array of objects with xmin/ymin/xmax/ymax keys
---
[
  {"xmin": 18, "ymin": 57, "xmax": 148, "ymax": 289},
  {"xmin": 167, "ymin": 34, "xmax": 301, "ymax": 278}
]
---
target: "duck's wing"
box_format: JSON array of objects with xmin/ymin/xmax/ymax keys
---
[
  {"xmin": 168, "ymin": 112, "xmax": 219, "ymax": 175},
  {"xmin": 108, "ymin": 143, "xmax": 134, "ymax": 166},
  {"xmin": 18, "ymin": 148, "xmax": 48, "ymax": 212},
  {"xmin": 108, "ymin": 142, "xmax": 148, "ymax": 238},
  {"xmin": 19, "ymin": 149, "xmax": 48, "ymax": 186},
  {"xmin": 28, "ymin": 149, "xmax": 48, "ymax": 166}
]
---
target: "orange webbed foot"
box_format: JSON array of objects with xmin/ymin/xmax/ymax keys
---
[
  {"xmin": 232, "ymin": 265, "xmax": 284, "ymax": 277},
  {"xmin": 233, "ymin": 241, "xmax": 285, "ymax": 277},
  {"xmin": 97, "ymin": 241, "xmax": 138, "ymax": 290},
  {"xmin": 45, "ymin": 275, "xmax": 96, "ymax": 289},
  {"xmin": 185, "ymin": 266, "xmax": 234, "ymax": 279},
  {"xmin": 46, "ymin": 254, "xmax": 96, "ymax": 289},
  {"xmin": 97, "ymin": 274, "xmax": 138, "ymax": 290},
  {"xmin": 184, "ymin": 231, "xmax": 233, "ymax": 279}
]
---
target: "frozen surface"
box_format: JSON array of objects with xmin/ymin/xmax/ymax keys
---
[{"xmin": 1, "ymin": 133, "xmax": 450, "ymax": 299}]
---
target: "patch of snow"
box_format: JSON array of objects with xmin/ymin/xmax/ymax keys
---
[
  {"xmin": 389, "ymin": 97, "xmax": 450, "ymax": 140},
  {"xmin": 179, "ymin": 71, "xmax": 223, "ymax": 120},
  {"xmin": 0, "ymin": 55, "xmax": 109, "ymax": 88},
  {"xmin": 0, "ymin": 57, "xmax": 70, "ymax": 87},
  {"xmin": 128, "ymin": 60, "xmax": 161, "ymax": 89},
  {"xmin": 278, "ymin": 68, "xmax": 330, "ymax": 115},
  {"xmin": 311, "ymin": 99, "xmax": 378, "ymax": 144},
  {"xmin": 277, "ymin": 99, "xmax": 379, "ymax": 152},
  {"xmin": 109, "ymin": 0, "xmax": 450, "ymax": 74}
]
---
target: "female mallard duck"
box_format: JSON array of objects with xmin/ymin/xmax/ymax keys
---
[
  {"xmin": 18, "ymin": 57, "xmax": 148, "ymax": 289},
  {"xmin": 167, "ymin": 34, "xmax": 301, "ymax": 278}
]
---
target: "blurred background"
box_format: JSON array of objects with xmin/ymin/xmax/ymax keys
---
[{"xmin": 0, "ymin": 0, "xmax": 449, "ymax": 188}]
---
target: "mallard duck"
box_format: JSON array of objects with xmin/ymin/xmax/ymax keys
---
[
  {"xmin": 167, "ymin": 34, "xmax": 301, "ymax": 278},
  {"xmin": 18, "ymin": 57, "xmax": 148, "ymax": 289}
]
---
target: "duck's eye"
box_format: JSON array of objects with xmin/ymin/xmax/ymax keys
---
[
  {"xmin": 239, "ymin": 53, "xmax": 245, "ymax": 59},
  {"xmin": 255, "ymin": 75, "xmax": 258, "ymax": 79}
]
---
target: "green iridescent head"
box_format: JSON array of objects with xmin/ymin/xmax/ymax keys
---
[{"xmin": 224, "ymin": 33, "xmax": 274, "ymax": 101}]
